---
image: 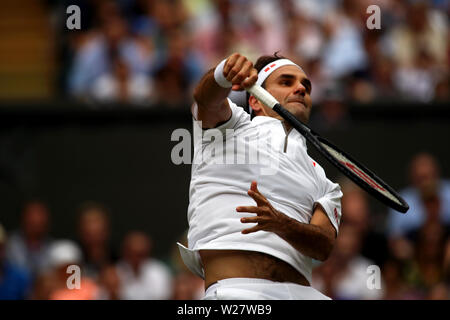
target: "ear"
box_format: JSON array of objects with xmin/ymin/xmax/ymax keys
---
[{"xmin": 249, "ymin": 95, "xmax": 264, "ymax": 115}]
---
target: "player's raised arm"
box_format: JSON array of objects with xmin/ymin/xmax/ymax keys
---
[{"xmin": 192, "ymin": 53, "xmax": 258, "ymax": 129}]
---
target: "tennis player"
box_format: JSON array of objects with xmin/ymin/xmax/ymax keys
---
[{"xmin": 178, "ymin": 53, "xmax": 343, "ymax": 300}]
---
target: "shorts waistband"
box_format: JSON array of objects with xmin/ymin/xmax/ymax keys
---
[
  {"xmin": 207, "ymin": 277, "xmax": 310, "ymax": 292},
  {"xmin": 204, "ymin": 277, "xmax": 330, "ymax": 300}
]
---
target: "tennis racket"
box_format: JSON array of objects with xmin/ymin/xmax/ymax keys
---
[{"xmin": 246, "ymin": 84, "xmax": 409, "ymax": 214}]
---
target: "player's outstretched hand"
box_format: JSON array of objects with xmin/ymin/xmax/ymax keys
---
[
  {"xmin": 223, "ymin": 53, "xmax": 258, "ymax": 91},
  {"xmin": 236, "ymin": 181, "xmax": 290, "ymax": 235}
]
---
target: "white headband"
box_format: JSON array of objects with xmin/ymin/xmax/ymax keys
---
[{"xmin": 255, "ymin": 59, "xmax": 303, "ymax": 86}]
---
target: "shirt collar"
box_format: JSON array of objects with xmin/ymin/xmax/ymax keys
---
[{"xmin": 252, "ymin": 116, "xmax": 308, "ymax": 148}]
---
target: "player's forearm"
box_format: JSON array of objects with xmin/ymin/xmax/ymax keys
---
[
  {"xmin": 275, "ymin": 216, "xmax": 334, "ymax": 261},
  {"xmin": 193, "ymin": 68, "xmax": 231, "ymax": 110}
]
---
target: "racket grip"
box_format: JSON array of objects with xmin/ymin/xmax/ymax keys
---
[
  {"xmin": 246, "ymin": 84, "xmax": 278, "ymax": 109},
  {"xmin": 272, "ymin": 103, "xmax": 311, "ymax": 135}
]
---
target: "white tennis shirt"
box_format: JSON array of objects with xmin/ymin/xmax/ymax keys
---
[{"xmin": 178, "ymin": 99, "xmax": 342, "ymax": 284}]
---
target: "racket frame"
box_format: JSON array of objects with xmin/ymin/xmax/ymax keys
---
[{"xmin": 246, "ymin": 84, "xmax": 409, "ymax": 213}]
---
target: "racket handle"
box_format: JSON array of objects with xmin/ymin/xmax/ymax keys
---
[
  {"xmin": 246, "ymin": 84, "xmax": 278, "ymax": 109},
  {"xmin": 272, "ymin": 103, "xmax": 312, "ymax": 135},
  {"xmin": 246, "ymin": 84, "xmax": 311, "ymax": 135}
]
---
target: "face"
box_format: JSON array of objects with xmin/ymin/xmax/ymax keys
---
[
  {"xmin": 22, "ymin": 202, "xmax": 49, "ymax": 239},
  {"xmin": 335, "ymin": 224, "xmax": 361, "ymax": 261},
  {"xmin": 250, "ymin": 65, "xmax": 313, "ymax": 123},
  {"xmin": 341, "ymin": 191, "xmax": 369, "ymax": 234},
  {"xmin": 123, "ymin": 233, "xmax": 151, "ymax": 269},
  {"xmin": 409, "ymin": 154, "xmax": 439, "ymax": 194},
  {"xmin": 79, "ymin": 210, "xmax": 109, "ymax": 246}
]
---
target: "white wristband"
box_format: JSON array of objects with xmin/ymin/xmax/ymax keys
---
[{"xmin": 214, "ymin": 59, "xmax": 232, "ymax": 88}]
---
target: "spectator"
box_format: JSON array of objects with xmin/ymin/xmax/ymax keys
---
[
  {"xmin": 386, "ymin": 1, "xmax": 448, "ymax": 69},
  {"xmin": 96, "ymin": 264, "xmax": 122, "ymax": 300},
  {"xmin": 386, "ymin": 153, "xmax": 450, "ymax": 239},
  {"xmin": 152, "ymin": 26, "xmax": 204, "ymax": 107},
  {"xmin": 29, "ymin": 271, "xmax": 56, "ymax": 300},
  {"xmin": 46, "ymin": 240, "xmax": 99, "ymax": 300},
  {"xmin": 136, "ymin": 0, "xmax": 189, "ymax": 36},
  {"xmin": 91, "ymin": 51, "xmax": 154, "ymax": 105},
  {"xmin": 285, "ymin": 11, "xmax": 325, "ymax": 64},
  {"xmin": 190, "ymin": 0, "xmax": 246, "ymax": 66},
  {"xmin": 116, "ymin": 231, "xmax": 172, "ymax": 300},
  {"xmin": 0, "ymin": 224, "xmax": 32, "ymax": 300},
  {"xmin": 384, "ymin": 152, "xmax": 450, "ymax": 298},
  {"xmin": 444, "ymin": 237, "xmax": 450, "ymax": 280},
  {"xmin": 406, "ymin": 220, "xmax": 448, "ymax": 293},
  {"xmin": 340, "ymin": 181, "xmax": 389, "ymax": 267},
  {"xmin": 172, "ymin": 271, "xmax": 204, "ymax": 300},
  {"xmin": 5, "ymin": 200, "xmax": 54, "ymax": 278},
  {"xmin": 76, "ymin": 201, "xmax": 118, "ymax": 280},
  {"xmin": 309, "ymin": 82, "xmax": 351, "ymax": 131},
  {"xmin": 387, "ymin": 1, "xmax": 448, "ymax": 102},
  {"xmin": 320, "ymin": 0, "xmax": 369, "ymax": 79},
  {"xmin": 393, "ymin": 50, "xmax": 442, "ymax": 102},
  {"xmin": 433, "ymin": 72, "xmax": 450, "ymax": 102},
  {"xmin": 427, "ymin": 282, "xmax": 450, "ymax": 300},
  {"xmin": 312, "ymin": 224, "xmax": 383, "ymax": 300},
  {"xmin": 369, "ymin": 55, "xmax": 398, "ymax": 101},
  {"xmin": 68, "ymin": 1, "xmax": 155, "ymax": 100},
  {"xmin": 381, "ymin": 258, "xmax": 421, "ymax": 300},
  {"xmin": 57, "ymin": 0, "xmax": 448, "ymax": 106}
]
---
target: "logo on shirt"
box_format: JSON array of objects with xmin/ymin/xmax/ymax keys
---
[{"xmin": 334, "ymin": 208, "xmax": 339, "ymax": 223}]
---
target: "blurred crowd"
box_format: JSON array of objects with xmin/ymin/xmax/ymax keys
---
[
  {"xmin": 312, "ymin": 152, "xmax": 450, "ymax": 300},
  {"xmin": 51, "ymin": 0, "xmax": 449, "ymax": 108},
  {"xmin": 1, "ymin": 151, "xmax": 449, "ymax": 300},
  {"xmin": 0, "ymin": 201, "xmax": 204, "ymax": 300}
]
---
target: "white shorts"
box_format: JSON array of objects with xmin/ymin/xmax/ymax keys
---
[{"xmin": 203, "ymin": 278, "xmax": 331, "ymax": 300}]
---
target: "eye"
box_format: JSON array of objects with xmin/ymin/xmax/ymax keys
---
[{"xmin": 302, "ymin": 80, "xmax": 312, "ymax": 93}]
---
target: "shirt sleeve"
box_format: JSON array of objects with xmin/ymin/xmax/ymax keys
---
[
  {"xmin": 192, "ymin": 98, "xmax": 250, "ymax": 134},
  {"xmin": 313, "ymin": 177, "xmax": 343, "ymax": 235}
]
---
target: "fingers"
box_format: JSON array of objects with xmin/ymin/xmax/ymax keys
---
[
  {"xmin": 239, "ymin": 214, "xmax": 269, "ymax": 234},
  {"xmin": 236, "ymin": 206, "xmax": 264, "ymax": 215},
  {"xmin": 248, "ymin": 189, "xmax": 268, "ymax": 207},
  {"xmin": 223, "ymin": 53, "xmax": 258, "ymax": 91},
  {"xmin": 223, "ymin": 53, "xmax": 239, "ymax": 75},
  {"xmin": 241, "ymin": 224, "xmax": 262, "ymax": 234},
  {"xmin": 231, "ymin": 60, "xmax": 253, "ymax": 84},
  {"xmin": 250, "ymin": 181, "xmax": 259, "ymax": 193},
  {"xmin": 242, "ymin": 68, "xmax": 258, "ymax": 89},
  {"xmin": 239, "ymin": 181, "xmax": 269, "ymax": 207},
  {"xmin": 237, "ymin": 180, "xmax": 274, "ymax": 235},
  {"xmin": 240, "ymin": 216, "xmax": 260, "ymax": 224},
  {"xmin": 225, "ymin": 55, "xmax": 246, "ymax": 82}
]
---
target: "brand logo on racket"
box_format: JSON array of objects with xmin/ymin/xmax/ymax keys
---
[{"xmin": 340, "ymin": 161, "xmax": 386, "ymax": 191}]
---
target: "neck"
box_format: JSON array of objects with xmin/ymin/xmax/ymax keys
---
[{"xmin": 282, "ymin": 120, "xmax": 293, "ymax": 133}]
